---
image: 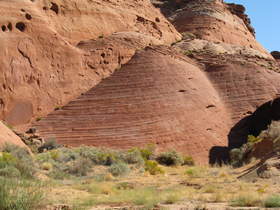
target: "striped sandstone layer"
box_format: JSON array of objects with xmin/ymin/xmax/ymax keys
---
[{"xmin": 0, "ymin": 0, "xmax": 180, "ymax": 126}]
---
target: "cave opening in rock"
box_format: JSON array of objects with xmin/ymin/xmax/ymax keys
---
[
  {"xmin": 25, "ymin": 13, "xmax": 32, "ymax": 20},
  {"xmin": 50, "ymin": 2, "xmax": 59, "ymax": 14},
  {"xmin": 16, "ymin": 22, "xmax": 26, "ymax": 32},
  {"xmin": 7, "ymin": 22, "xmax": 12, "ymax": 31},
  {"xmin": 1, "ymin": 25, "xmax": 7, "ymax": 32}
]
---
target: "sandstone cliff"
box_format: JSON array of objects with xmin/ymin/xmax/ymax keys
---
[
  {"xmin": 1, "ymin": 0, "xmax": 280, "ymax": 163},
  {"xmin": 0, "ymin": 0, "xmax": 180, "ymax": 126}
]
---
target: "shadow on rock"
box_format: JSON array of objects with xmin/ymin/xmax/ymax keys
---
[{"xmin": 209, "ymin": 97, "xmax": 280, "ymax": 165}]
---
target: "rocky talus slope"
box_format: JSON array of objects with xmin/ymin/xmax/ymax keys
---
[{"xmin": 1, "ymin": 0, "xmax": 280, "ymax": 163}]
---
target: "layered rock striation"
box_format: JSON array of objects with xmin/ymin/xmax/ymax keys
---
[
  {"xmin": 1, "ymin": 0, "xmax": 280, "ymax": 163},
  {"xmin": 0, "ymin": 0, "xmax": 180, "ymax": 126}
]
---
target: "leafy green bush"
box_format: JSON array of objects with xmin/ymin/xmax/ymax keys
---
[
  {"xmin": 121, "ymin": 149, "xmax": 144, "ymax": 166},
  {"xmin": 185, "ymin": 167, "xmax": 205, "ymax": 178},
  {"xmin": 264, "ymin": 194, "xmax": 280, "ymax": 208},
  {"xmin": 229, "ymin": 148, "xmax": 244, "ymax": 168},
  {"xmin": 2, "ymin": 144, "xmax": 30, "ymax": 160},
  {"xmin": 67, "ymin": 157, "xmax": 92, "ymax": 176},
  {"xmin": 247, "ymin": 135, "xmax": 262, "ymax": 144},
  {"xmin": 0, "ymin": 166, "xmax": 21, "ymax": 177},
  {"xmin": 77, "ymin": 146, "xmax": 118, "ymax": 165},
  {"xmin": 183, "ymin": 156, "xmax": 195, "ymax": 166},
  {"xmin": 156, "ymin": 150, "xmax": 184, "ymax": 166},
  {"xmin": 108, "ymin": 162, "xmax": 130, "ymax": 177},
  {"xmin": 144, "ymin": 160, "xmax": 164, "ymax": 175},
  {"xmin": 139, "ymin": 144, "xmax": 155, "ymax": 160},
  {"xmin": 0, "ymin": 178, "xmax": 43, "ymax": 210},
  {"xmin": 231, "ymin": 193, "xmax": 262, "ymax": 207},
  {"xmin": 0, "ymin": 148, "xmax": 35, "ymax": 178},
  {"xmin": 115, "ymin": 182, "xmax": 135, "ymax": 190}
]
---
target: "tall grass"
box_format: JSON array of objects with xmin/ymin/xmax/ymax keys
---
[{"xmin": 0, "ymin": 178, "xmax": 44, "ymax": 210}]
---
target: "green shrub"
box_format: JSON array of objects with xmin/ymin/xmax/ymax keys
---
[
  {"xmin": 78, "ymin": 146, "xmax": 117, "ymax": 165},
  {"xmin": 230, "ymin": 148, "xmax": 244, "ymax": 168},
  {"xmin": 97, "ymin": 151, "xmax": 117, "ymax": 166},
  {"xmin": 247, "ymin": 135, "xmax": 262, "ymax": 144},
  {"xmin": 264, "ymin": 195, "xmax": 280, "ymax": 208},
  {"xmin": 185, "ymin": 167, "xmax": 202, "ymax": 178},
  {"xmin": 163, "ymin": 194, "xmax": 180, "ymax": 204},
  {"xmin": 156, "ymin": 150, "xmax": 184, "ymax": 166},
  {"xmin": 67, "ymin": 157, "xmax": 92, "ymax": 176},
  {"xmin": 145, "ymin": 160, "xmax": 164, "ymax": 175},
  {"xmin": 0, "ymin": 178, "xmax": 43, "ymax": 210},
  {"xmin": 231, "ymin": 193, "xmax": 262, "ymax": 207},
  {"xmin": 183, "ymin": 156, "xmax": 195, "ymax": 166},
  {"xmin": 140, "ymin": 144, "xmax": 155, "ymax": 160},
  {"xmin": 108, "ymin": 162, "xmax": 130, "ymax": 177},
  {"xmin": 2, "ymin": 144, "xmax": 30, "ymax": 160},
  {"xmin": 115, "ymin": 182, "xmax": 135, "ymax": 190},
  {"xmin": 0, "ymin": 166, "xmax": 21, "ymax": 177},
  {"xmin": 121, "ymin": 149, "xmax": 144, "ymax": 166},
  {"xmin": 41, "ymin": 162, "xmax": 53, "ymax": 171},
  {"xmin": 48, "ymin": 169, "xmax": 70, "ymax": 180},
  {"xmin": 0, "ymin": 151, "xmax": 35, "ymax": 178}
]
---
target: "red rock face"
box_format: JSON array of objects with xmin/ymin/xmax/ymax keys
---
[
  {"xmin": 0, "ymin": 0, "xmax": 180, "ymax": 126},
  {"xmin": 0, "ymin": 122, "xmax": 27, "ymax": 149},
  {"xmin": 1, "ymin": 0, "xmax": 280, "ymax": 163},
  {"xmin": 34, "ymin": 47, "xmax": 232, "ymax": 163},
  {"xmin": 166, "ymin": 0, "xmax": 270, "ymax": 56}
]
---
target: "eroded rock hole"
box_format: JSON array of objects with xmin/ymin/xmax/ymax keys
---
[
  {"xmin": 50, "ymin": 2, "xmax": 59, "ymax": 14},
  {"xmin": 25, "ymin": 13, "xmax": 32, "ymax": 20},
  {"xmin": 16, "ymin": 22, "xmax": 26, "ymax": 32},
  {"xmin": 7, "ymin": 23, "xmax": 12, "ymax": 31},
  {"xmin": 136, "ymin": 16, "xmax": 145, "ymax": 22},
  {"xmin": 206, "ymin": 104, "xmax": 216, "ymax": 109},
  {"xmin": 101, "ymin": 53, "xmax": 105, "ymax": 58},
  {"xmin": 1, "ymin": 25, "xmax": 7, "ymax": 32}
]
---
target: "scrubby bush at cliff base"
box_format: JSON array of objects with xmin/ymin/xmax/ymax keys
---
[
  {"xmin": 66, "ymin": 157, "xmax": 92, "ymax": 176},
  {"xmin": 264, "ymin": 195, "xmax": 280, "ymax": 208},
  {"xmin": 0, "ymin": 178, "xmax": 43, "ymax": 210},
  {"xmin": 156, "ymin": 150, "xmax": 184, "ymax": 166},
  {"xmin": 145, "ymin": 160, "xmax": 165, "ymax": 175},
  {"xmin": 108, "ymin": 162, "xmax": 130, "ymax": 177},
  {"xmin": 183, "ymin": 156, "xmax": 195, "ymax": 166},
  {"xmin": 122, "ymin": 149, "xmax": 144, "ymax": 166},
  {"xmin": 0, "ymin": 144, "xmax": 36, "ymax": 178},
  {"xmin": 230, "ymin": 193, "xmax": 262, "ymax": 207},
  {"xmin": 229, "ymin": 135, "xmax": 259, "ymax": 168},
  {"xmin": 229, "ymin": 148, "xmax": 244, "ymax": 168}
]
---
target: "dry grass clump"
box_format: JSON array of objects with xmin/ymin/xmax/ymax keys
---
[
  {"xmin": 264, "ymin": 194, "xmax": 280, "ymax": 208},
  {"xmin": 230, "ymin": 192, "xmax": 263, "ymax": 207}
]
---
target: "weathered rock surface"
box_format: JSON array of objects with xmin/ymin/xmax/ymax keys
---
[
  {"xmin": 1, "ymin": 0, "xmax": 280, "ymax": 162},
  {"xmin": 0, "ymin": 121, "xmax": 27, "ymax": 149},
  {"xmin": 0, "ymin": 0, "xmax": 180, "ymax": 126},
  {"xmin": 154, "ymin": 0, "xmax": 270, "ymax": 56},
  {"xmin": 33, "ymin": 46, "xmax": 232, "ymax": 163}
]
